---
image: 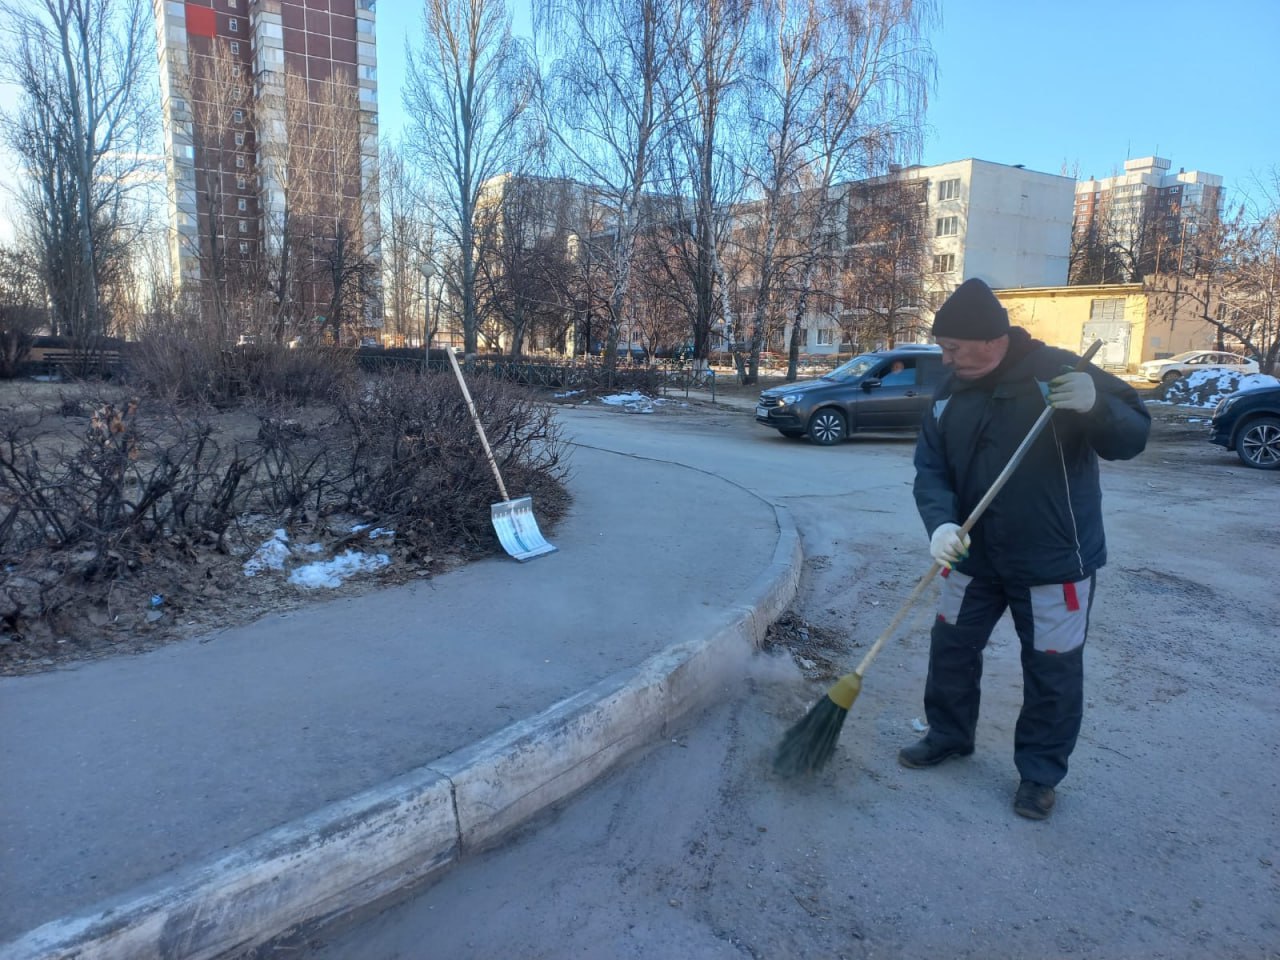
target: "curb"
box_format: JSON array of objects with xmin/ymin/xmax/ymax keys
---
[{"xmin": 2, "ymin": 514, "xmax": 801, "ymax": 960}]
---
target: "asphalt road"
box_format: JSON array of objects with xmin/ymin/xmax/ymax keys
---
[{"xmin": 303, "ymin": 399, "xmax": 1280, "ymax": 960}]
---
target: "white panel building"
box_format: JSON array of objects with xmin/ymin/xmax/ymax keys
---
[{"xmin": 785, "ymin": 158, "xmax": 1077, "ymax": 355}]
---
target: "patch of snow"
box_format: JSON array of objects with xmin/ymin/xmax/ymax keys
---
[
  {"xmin": 554, "ymin": 389, "xmax": 583, "ymax": 399},
  {"xmin": 600, "ymin": 391, "xmax": 673, "ymax": 414},
  {"xmin": 366, "ymin": 527, "xmax": 395, "ymax": 540},
  {"xmin": 243, "ymin": 530, "xmax": 290, "ymax": 577},
  {"xmin": 1153, "ymin": 370, "xmax": 1280, "ymax": 409},
  {"xmin": 288, "ymin": 550, "xmax": 391, "ymax": 589}
]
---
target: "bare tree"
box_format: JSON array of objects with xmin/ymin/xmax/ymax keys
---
[
  {"xmin": 660, "ymin": 0, "xmax": 752, "ymax": 369},
  {"xmin": 1154, "ymin": 175, "xmax": 1280, "ymax": 375},
  {"xmin": 0, "ymin": 244, "xmax": 45, "ymax": 377},
  {"xmin": 730, "ymin": 0, "xmax": 834, "ymax": 383},
  {"xmin": 838, "ymin": 174, "xmax": 929, "ymax": 347},
  {"xmin": 1070, "ymin": 190, "xmax": 1164, "ymax": 285},
  {"xmin": 179, "ymin": 38, "xmax": 256, "ymax": 340},
  {"xmin": 779, "ymin": 0, "xmax": 936, "ymax": 380},
  {"xmin": 535, "ymin": 0, "xmax": 678, "ymax": 373},
  {"xmin": 474, "ymin": 175, "xmax": 579, "ymax": 356},
  {"xmin": 380, "ymin": 141, "xmax": 435, "ymax": 347},
  {"xmin": 0, "ymin": 0, "xmax": 156, "ymax": 341},
  {"xmin": 405, "ymin": 0, "xmax": 537, "ymax": 357}
]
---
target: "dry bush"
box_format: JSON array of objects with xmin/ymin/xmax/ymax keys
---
[
  {"xmin": 331, "ymin": 369, "xmax": 569, "ymax": 554},
  {"xmin": 130, "ymin": 336, "xmax": 355, "ymax": 406},
  {"xmin": 0, "ymin": 369, "xmax": 569, "ymax": 659}
]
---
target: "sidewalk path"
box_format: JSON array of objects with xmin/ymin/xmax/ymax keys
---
[{"xmin": 0, "ymin": 440, "xmax": 799, "ymax": 958}]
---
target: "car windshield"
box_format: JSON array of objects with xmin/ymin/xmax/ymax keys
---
[{"xmin": 822, "ymin": 355, "xmax": 880, "ymax": 382}]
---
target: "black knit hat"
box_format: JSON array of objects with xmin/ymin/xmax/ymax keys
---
[{"xmin": 932, "ymin": 278, "xmax": 1010, "ymax": 341}]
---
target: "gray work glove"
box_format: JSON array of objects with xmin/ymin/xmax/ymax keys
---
[{"xmin": 1047, "ymin": 371, "xmax": 1097, "ymax": 413}]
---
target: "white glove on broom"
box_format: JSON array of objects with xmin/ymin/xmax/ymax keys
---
[
  {"xmin": 930, "ymin": 522, "xmax": 970, "ymax": 569},
  {"xmin": 1047, "ymin": 371, "xmax": 1097, "ymax": 413}
]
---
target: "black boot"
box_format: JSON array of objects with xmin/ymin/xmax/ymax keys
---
[
  {"xmin": 1013, "ymin": 780, "xmax": 1056, "ymax": 820},
  {"xmin": 897, "ymin": 737, "xmax": 974, "ymax": 769}
]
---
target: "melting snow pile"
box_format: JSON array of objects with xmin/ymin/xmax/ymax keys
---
[
  {"xmin": 243, "ymin": 529, "xmax": 292, "ymax": 576},
  {"xmin": 287, "ymin": 550, "xmax": 391, "ymax": 589},
  {"xmin": 600, "ymin": 391, "xmax": 672, "ymax": 414},
  {"xmin": 1157, "ymin": 370, "xmax": 1280, "ymax": 409},
  {"xmin": 243, "ymin": 525, "xmax": 392, "ymax": 589}
]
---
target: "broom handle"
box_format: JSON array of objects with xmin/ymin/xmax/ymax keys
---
[
  {"xmin": 445, "ymin": 348, "xmax": 511, "ymax": 502},
  {"xmin": 851, "ymin": 339, "xmax": 1102, "ymax": 678}
]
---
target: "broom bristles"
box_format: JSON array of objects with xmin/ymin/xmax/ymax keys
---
[{"xmin": 772, "ymin": 694, "xmax": 849, "ymax": 777}]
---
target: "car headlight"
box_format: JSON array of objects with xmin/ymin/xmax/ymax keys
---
[
  {"xmin": 1214, "ymin": 395, "xmax": 1241, "ymax": 417},
  {"xmin": 775, "ymin": 394, "xmax": 794, "ymax": 406}
]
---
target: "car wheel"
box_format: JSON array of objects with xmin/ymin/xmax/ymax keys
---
[
  {"xmin": 1235, "ymin": 415, "xmax": 1280, "ymax": 470},
  {"xmin": 778, "ymin": 428, "xmax": 805, "ymax": 439},
  {"xmin": 807, "ymin": 409, "xmax": 846, "ymax": 445},
  {"xmin": 1161, "ymin": 369, "xmax": 1183, "ymax": 384}
]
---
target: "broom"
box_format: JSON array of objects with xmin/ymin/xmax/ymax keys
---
[{"xmin": 773, "ymin": 340, "xmax": 1102, "ymax": 777}]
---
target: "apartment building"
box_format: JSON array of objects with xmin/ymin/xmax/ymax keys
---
[
  {"xmin": 1073, "ymin": 156, "xmax": 1223, "ymax": 283},
  {"xmin": 153, "ymin": 0, "xmax": 380, "ymax": 339},
  {"xmin": 789, "ymin": 158, "xmax": 1076, "ymax": 355}
]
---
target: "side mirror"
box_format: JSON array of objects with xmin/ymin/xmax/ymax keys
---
[{"xmin": 862, "ymin": 378, "xmax": 882, "ymax": 392}]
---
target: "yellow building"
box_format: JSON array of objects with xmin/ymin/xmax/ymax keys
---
[{"xmin": 994, "ymin": 282, "xmax": 1226, "ymax": 372}]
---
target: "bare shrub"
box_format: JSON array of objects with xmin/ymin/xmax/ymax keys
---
[
  {"xmin": 0, "ymin": 369, "xmax": 569, "ymax": 664},
  {"xmin": 0, "ymin": 400, "xmax": 266, "ymax": 568},
  {"xmin": 130, "ymin": 334, "xmax": 355, "ymax": 406},
  {"xmin": 331, "ymin": 369, "xmax": 569, "ymax": 553}
]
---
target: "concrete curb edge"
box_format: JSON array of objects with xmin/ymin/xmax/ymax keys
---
[{"xmin": 2, "ymin": 514, "xmax": 801, "ymax": 960}]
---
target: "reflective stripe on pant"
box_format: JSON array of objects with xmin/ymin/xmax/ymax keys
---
[{"xmin": 925, "ymin": 570, "xmax": 1095, "ymax": 786}]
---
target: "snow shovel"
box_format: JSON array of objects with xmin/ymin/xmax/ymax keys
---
[{"xmin": 444, "ymin": 348, "xmax": 557, "ymax": 561}]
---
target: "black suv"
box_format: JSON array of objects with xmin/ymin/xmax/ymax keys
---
[
  {"xmin": 755, "ymin": 345, "xmax": 946, "ymax": 444},
  {"xmin": 1209, "ymin": 383, "xmax": 1280, "ymax": 470}
]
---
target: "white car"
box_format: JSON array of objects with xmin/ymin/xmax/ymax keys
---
[{"xmin": 1138, "ymin": 350, "xmax": 1259, "ymax": 384}]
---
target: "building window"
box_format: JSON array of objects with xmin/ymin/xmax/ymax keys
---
[
  {"xmin": 233, "ymin": 109, "xmax": 244, "ymax": 123},
  {"xmin": 237, "ymin": 175, "xmax": 247, "ymax": 189},
  {"xmin": 230, "ymin": 41, "xmax": 240, "ymax": 54},
  {"xmin": 933, "ymin": 253, "xmax": 956, "ymax": 273},
  {"xmin": 238, "ymin": 219, "xmax": 248, "ymax": 232},
  {"xmin": 361, "ymin": 65, "xmax": 377, "ymax": 80},
  {"xmin": 237, "ymin": 198, "xmax": 247, "ymax": 211},
  {"xmin": 816, "ymin": 328, "xmax": 835, "ymax": 346},
  {"xmin": 235, "ymin": 155, "xmax": 245, "ymax": 168},
  {"xmin": 234, "ymin": 132, "xmax": 245, "ymax": 146},
  {"xmin": 229, "ymin": 17, "xmax": 238, "ymax": 32},
  {"xmin": 239, "ymin": 241, "xmax": 249, "ymax": 253},
  {"xmin": 937, "ymin": 178, "xmax": 961, "ymax": 201},
  {"xmin": 935, "ymin": 216, "xmax": 959, "ymax": 237},
  {"xmin": 1089, "ymin": 298, "xmax": 1125, "ymax": 321},
  {"xmin": 357, "ymin": 18, "xmax": 374, "ymax": 34}
]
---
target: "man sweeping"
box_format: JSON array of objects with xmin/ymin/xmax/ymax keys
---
[{"xmin": 900, "ymin": 278, "xmax": 1150, "ymax": 820}]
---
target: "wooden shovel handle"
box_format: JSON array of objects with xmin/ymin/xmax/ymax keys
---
[
  {"xmin": 445, "ymin": 349, "xmax": 511, "ymax": 502},
  {"xmin": 849, "ymin": 339, "xmax": 1103, "ymax": 678}
]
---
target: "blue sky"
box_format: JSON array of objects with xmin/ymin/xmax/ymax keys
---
[
  {"xmin": 377, "ymin": 0, "xmax": 1279, "ymax": 204},
  {"xmin": 1, "ymin": 0, "xmax": 1275, "ymax": 240}
]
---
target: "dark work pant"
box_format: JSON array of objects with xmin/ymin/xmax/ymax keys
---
[{"xmin": 923, "ymin": 569, "xmax": 1096, "ymax": 786}]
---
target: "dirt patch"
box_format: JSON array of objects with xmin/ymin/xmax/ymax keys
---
[{"xmin": 761, "ymin": 610, "xmax": 847, "ymax": 681}]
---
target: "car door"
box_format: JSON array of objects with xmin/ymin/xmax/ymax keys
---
[{"xmin": 853, "ymin": 360, "xmax": 927, "ymax": 430}]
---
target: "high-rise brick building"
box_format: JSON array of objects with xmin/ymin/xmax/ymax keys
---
[
  {"xmin": 1072, "ymin": 157, "xmax": 1222, "ymax": 283},
  {"xmin": 153, "ymin": 0, "xmax": 380, "ymax": 340}
]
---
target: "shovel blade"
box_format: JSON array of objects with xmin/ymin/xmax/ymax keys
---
[{"xmin": 491, "ymin": 496, "xmax": 557, "ymax": 561}]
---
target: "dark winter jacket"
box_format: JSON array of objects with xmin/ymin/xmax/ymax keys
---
[{"xmin": 913, "ymin": 328, "xmax": 1150, "ymax": 586}]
